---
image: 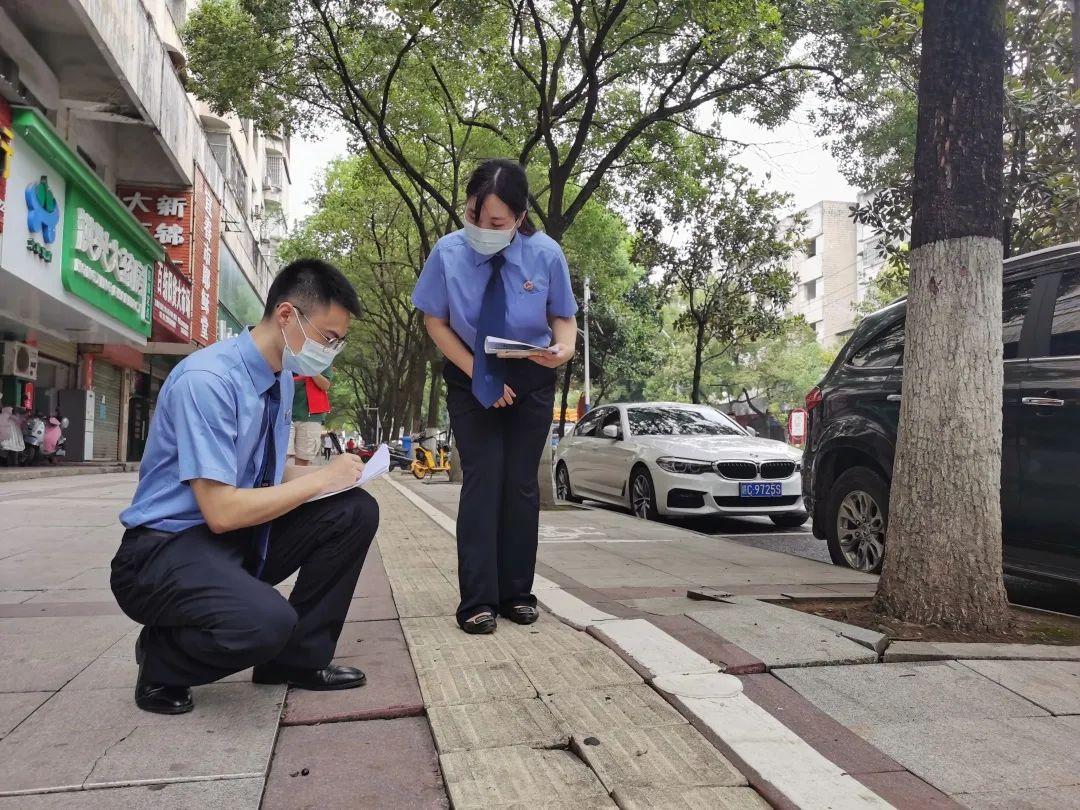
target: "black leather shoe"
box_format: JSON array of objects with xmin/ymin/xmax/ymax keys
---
[
  {"xmin": 252, "ymin": 663, "xmax": 367, "ymax": 691},
  {"xmin": 458, "ymin": 611, "xmax": 497, "ymax": 634},
  {"xmin": 134, "ymin": 638, "xmax": 193, "ymax": 714},
  {"xmin": 501, "ymin": 604, "xmax": 539, "ymax": 625}
]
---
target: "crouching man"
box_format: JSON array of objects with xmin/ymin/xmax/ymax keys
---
[{"xmin": 111, "ymin": 258, "xmax": 378, "ymax": 715}]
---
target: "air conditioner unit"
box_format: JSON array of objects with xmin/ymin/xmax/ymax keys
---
[{"xmin": 1, "ymin": 342, "xmax": 39, "ymax": 381}]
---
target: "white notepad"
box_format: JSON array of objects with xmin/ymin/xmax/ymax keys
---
[
  {"xmin": 306, "ymin": 443, "xmax": 391, "ymax": 502},
  {"xmin": 484, "ymin": 336, "xmax": 554, "ymax": 358}
]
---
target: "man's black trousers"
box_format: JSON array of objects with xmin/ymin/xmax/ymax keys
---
[
  {"xmin": 110, "ymin": 488, "xmax": 379, "ymax": 686},
  {"xmin": 444, "ymin": 361, "xmax": 555, "ymax": 622}
]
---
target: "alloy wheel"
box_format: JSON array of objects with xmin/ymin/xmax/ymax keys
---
[
  {"xmin": 556, "ymin": 466, "xmax": 571, "ymax": 500},
  {"xmin": 631, "ymin": 474, "xmax": 654, "ymax": 519},
  {"xmin": 836, "ymin": 489, "xmax": 885, "ymax": 572}
]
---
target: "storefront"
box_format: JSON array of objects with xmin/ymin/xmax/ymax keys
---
[
  {"xmin": 0, "ymin": 107, "xmax": 164, "ymax": 460},
  {"xmin": 216, "ymin": 240, "xmax": 263, "ymax": 342}
]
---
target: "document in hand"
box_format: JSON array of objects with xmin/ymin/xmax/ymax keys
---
[
  {"xmin": 307, "ymin": 443, "xmax": 391, "ymax": 502},
  {"xmin": 484, "ymin": 335, "xmax": 554, "ymax": 358}
]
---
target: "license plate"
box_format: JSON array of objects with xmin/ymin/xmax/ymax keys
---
[{"xmin": 740, "ymin": 482, "xmax": 782, "ymax": 498}]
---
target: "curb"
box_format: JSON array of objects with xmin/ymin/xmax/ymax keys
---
[{"xmin": 0, "ymin": 462, "xmax": 139, "ymax": 483}]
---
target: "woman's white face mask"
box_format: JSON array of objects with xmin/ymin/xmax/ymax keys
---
[{"xmin": 463, "ymin": 219, "xmax": 518, "ymax": 256}]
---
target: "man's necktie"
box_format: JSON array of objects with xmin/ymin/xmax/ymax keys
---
[
  {"xmin": 252, "ymin": 381, "xmax": 280, "ymax": 578},
  {"xmin": 472, "ymin": 254, "xmax": 508, "ymax": 407}
]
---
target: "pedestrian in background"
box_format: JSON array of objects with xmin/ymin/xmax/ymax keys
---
[
  {"xmin": 412, "ymin": 159, "xmax": 577, "ymax": 634},
  {"xmin": 322, "ymin": 433, "xmax": 333, "ymax": 461},
  {"xmin": 287, "ymin": 367, "xmax": 333, "ymax": 466}
]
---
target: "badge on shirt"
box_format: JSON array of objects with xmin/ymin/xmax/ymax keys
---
[{"xmin": 523, "ymin": 280, "xmax": 535, "ymax": 292}]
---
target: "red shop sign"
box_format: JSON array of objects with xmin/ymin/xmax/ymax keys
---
[{"xmin": 152, "ymin": 260, "xmax": 193, "ymax": 343}]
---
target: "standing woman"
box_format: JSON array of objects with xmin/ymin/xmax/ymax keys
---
[{"xmin": 412, "ymin": 160, "xmax": 577, "ymax": 634}]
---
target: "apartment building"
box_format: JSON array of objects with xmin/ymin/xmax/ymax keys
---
[
  {"xmin": 781, "ymin": 200, "xmax": 859, "ymax": 347},
  {"xmin": 0, "ymin": 0, "xmax": 291, "ymax": 462}
]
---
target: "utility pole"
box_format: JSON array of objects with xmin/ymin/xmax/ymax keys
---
[{"xmin": 583, "ymin": 275, "xmax": 591, "ymax": 411}]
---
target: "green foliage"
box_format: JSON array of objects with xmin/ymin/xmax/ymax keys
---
[{"xmin": 853, "ymin": 257, "xmax": 910, "ymax": 321}]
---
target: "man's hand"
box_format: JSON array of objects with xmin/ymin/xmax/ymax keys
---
[
  {"xmin": 493, "ymin": 384, "xmax": 517, "ymax": 408},
  {"xmin": 318, "ymin": 452, "xmax": 365, "ymax": 493},
  {"xmin": 529, "ymin": 343, "xmax": 573, "ymax": 368}
]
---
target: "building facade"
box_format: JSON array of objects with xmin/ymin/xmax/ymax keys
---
[
  {"xmin": 781, "ymin": 200, "xmax": 859, "ymax": 348},
  {"xmin": 0, "ymin": 0, "xmax": 291, "ymax": 463}
]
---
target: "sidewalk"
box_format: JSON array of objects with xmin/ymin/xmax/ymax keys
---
[{"xmin": 397, "ymin": 476, "xmax": 1080, "ymax": 809}]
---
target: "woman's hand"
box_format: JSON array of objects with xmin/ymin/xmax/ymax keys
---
[
  {"xmin": 493, "ymin": 384, "xmax": 517, "ymax": 408},
  {"xmin": 529, "ymin": 343, "xmax": 573, "ymax": 368}
]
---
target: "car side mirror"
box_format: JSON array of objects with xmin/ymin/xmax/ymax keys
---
[
  {"xmin": 601, "ymin": 424, "xmax": 620, "ymax": 440},
  {"xmin": 746, "ymin": 426, "xmax": 758, "ymax": 437}
]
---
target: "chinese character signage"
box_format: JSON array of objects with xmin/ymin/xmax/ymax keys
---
[
  {"xmin": 153, "ymin": 260, "xmax": 192, "ymax": 343},
  {"xmin": 191, "ymin": 168, "xmax": 220, "ymax": 345},
  {"xmin": 0, "ymin": 97, "xmax": 12, "ymax": 234},
  {"xmin": 117, "ymin": 185, "xmax": 193, "ymax": 274}
]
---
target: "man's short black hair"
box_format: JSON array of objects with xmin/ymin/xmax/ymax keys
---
[{"xmin": 263, "ymin": 258, "xmax": 362, "ymax": 319}]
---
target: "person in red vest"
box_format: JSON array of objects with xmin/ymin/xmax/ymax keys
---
[{"xmin": 287, "ymin": 368, "xmax": 333, "ymax": 466}]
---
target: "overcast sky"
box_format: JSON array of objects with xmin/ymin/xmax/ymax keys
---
[{"xmin": 288, "ymin": 107, "xmax": 859, "ymax": 227}]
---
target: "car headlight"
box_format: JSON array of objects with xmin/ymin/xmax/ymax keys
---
[{"xmin": 656, "ymin": 457, "xmax": 714, "ymax": 475}]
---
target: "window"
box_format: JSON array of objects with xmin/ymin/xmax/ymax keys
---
[
  {"xmin": 1002, "ymin": 277, "xmax": 1036, "ymax": 359},
  {"xmin": 804, "ymin": 279, "xmax": 818, "ymax": 301},
  {"xmin": 205, "ymin": 130, "xmax": 249, "ymax": 216},
  {"xmin": 805, "ymin": 237, "xmax": 818, "ymax": 258},
  {"xmin": 265, "ymin": 155, "xmax": 284, "ymax": 190},
  {"xmin": 574, "ymin": 409, "xmax": 606, "ymax": 437},
  {"xmin": 627, "ymin": 406, "xmax": 744, "ymax": 437},
  {"xmin": 849, "ymin": 320, "xmax": 904, "ymax": 369},
  {"xmin": 1049, "ymin": 270, "xmax": 1080, "ymax": 357}
]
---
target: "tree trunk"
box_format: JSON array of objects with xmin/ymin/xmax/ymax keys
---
[
  {"xmin": 691, "ymin": 321, "xmax": 706, "ymax": 404},
  {"xmin": 558, "ymin": 358, "xmax": 574, "ymax": 438},
  {"xmin": 426, "ymin": 356, "xmax": 443, "ymax": 428},
  {"xmin": 872, "ymin": 0, "xmax": 1010, "ymax": 632}
]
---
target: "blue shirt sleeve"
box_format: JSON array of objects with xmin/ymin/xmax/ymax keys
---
[
  {"xmin": 412, "ymin": 244, "xmax": 450, "ymax": 318},
  {"xmin": 170, "ymin": 370, "xmax": 240, "ymax": 485},
  {"xmin": 547, "ymin": 247, "xmax": 578, "ymax": 318}
]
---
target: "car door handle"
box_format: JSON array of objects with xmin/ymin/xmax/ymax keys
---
[
  {"xmin": 886, "ymin": 394, "xmax": 902, "ymax": 402},
  {"xmin": 1022, "ymin": 397, "xmax": 1064, "ymax": 407}
]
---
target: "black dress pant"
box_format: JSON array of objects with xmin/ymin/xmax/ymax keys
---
[
  {"xmin": 444, "ymin": 360, "xmax": 556, "ymax": 621},
  {"xmin": 110, "ymin": 488, "xmax": 379, "ymax": 687}
]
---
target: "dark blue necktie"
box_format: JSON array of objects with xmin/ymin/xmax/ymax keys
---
[
  {"xmin": 253, "ymin": 381, "xmax": 280, "ymax": 577},
  {"xmin": 472, "ymin": 254, "xmax": 507, "ymax": 407}
]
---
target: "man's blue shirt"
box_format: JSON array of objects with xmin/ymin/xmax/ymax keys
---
[
  {"xmin": 411, "ymin": 229, "xmax": 578, "ymax": 348},
  {"xmin": 120, "ymin": 329, "xmax": 292, "ymax": 533}
]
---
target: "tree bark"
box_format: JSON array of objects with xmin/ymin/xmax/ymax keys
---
[
  {"xmin": 872, "ymin": 0, "xmax": 1010, "ymax": 632},
  {"xmin": 691, "ymin": 320, "xmax": 706, "ymax": 404},
  {"xmin": 426, "ymin": 356, "xmax": 443, "ymax": 428}
]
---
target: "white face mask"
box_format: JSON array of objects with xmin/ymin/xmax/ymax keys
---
[
  {"xmin": 463, "ymin": 219, "xmax": 518, "ymax": 256},
  {"xmin": 281, "ymin": 308, "xmax": 342, "ymax": 376}
]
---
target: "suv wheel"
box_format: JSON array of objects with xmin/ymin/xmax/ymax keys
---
[{"xmin": 825, "ymin": 467, "xmax": 888, "ymax": 574}]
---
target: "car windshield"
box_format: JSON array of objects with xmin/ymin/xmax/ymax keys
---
[{"xmin": 627, "ymin": 407, "xmax": 745, "ymax": 437}]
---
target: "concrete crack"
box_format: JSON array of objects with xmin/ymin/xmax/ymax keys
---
[{"xmin": 83, "ymin": 726, "xmax": 138, "ymax": 787}]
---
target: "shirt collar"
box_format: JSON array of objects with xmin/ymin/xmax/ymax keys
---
[
  {"xmin": 470, "ymin": 230, "xmax": 525, "ymax": 268},
  {"xmin": 239, "ymin": 327, "xmax": 278, "ymax": 395}
]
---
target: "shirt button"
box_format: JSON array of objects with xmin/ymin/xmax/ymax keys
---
[{"xmin": 485, "ymin": 374, "xmax": 492, "ymax": 382}]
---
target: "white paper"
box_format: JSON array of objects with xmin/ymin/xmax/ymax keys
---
[
  {"xmin": 306, "ymin": 443, "xmax": 391, "ymax": 502},
  {"xmin": 484, "ymin": 336, "xmax": 554, "ymax": 358}
]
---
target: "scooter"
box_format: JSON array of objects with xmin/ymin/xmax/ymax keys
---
[
  {"xmin": 20, "ymin": 413, "xmax": 45, "ymax": 466},
  {"xmin": 40, "ymin": 417, "xmax": 68, "ymax": 464}
]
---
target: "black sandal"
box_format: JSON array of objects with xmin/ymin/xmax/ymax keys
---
[
  {"xmin": 502, "ymin": 604, "xmax": 539, "ymax": 625},
  {"xmin": 459, "ymin": 611, "xmax": 497, "ymax": 634}
]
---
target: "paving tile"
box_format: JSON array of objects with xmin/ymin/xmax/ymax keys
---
[
  {"xmin": 0, "ymin": 683, "xmax": 284, "ymax": 793},
  {"xmin": 283, "ymin": 619, "xmax": 423, "ymax": 725},
  {"xmin": 427, "ymin": 698, "xmax": 568, "ymax": 753},
  {"xmin": 775, "ymin": 661, "xmax": 1049, "ymax": 728},
  {"xmin": 263, "ymin": 717, "xmax": 447, "ymax": 810},
  {"xmin": 860, "ymin": 716, "xmax": 1080, "ymax": 796},
  {"xmin": 0, "ymin": 691, "xmax": 50, "ymax": 739},
  {"xmin": 411, "ymin": 640, "xmax": 516, "ymax": 671},
  {"xmin": 394, "ymin": 585, "xmax": 459, "ymax": 618},
  {"xmin": 884, "ymin": 641, "xmax": 1080, "ymax": 662},
  {"xmin": 0, "ymin": 615, "xmax": 135, "ymax": 692},
  {"xmin": 387, "ymin": 567, "xmax": 455, "ymax": 591},
  {"xmin": 738, "ymin": 673, "xmax": 906, "ymax": 777},
  {"xmin": 534, "ymin": 588, "xmax": 617, "ymax": 629},
  {"xmin": 853, "ymin": 771, "xmax": 961, "ymax": 809},
  {"xmin": 688, "ymin": 601, "xmax": 876, "ymax": 669},
  {"xmin": 596, "ymin": 586, "xmax": 692, "ymax": 600},
  {"xmin": 648, "ymin": 615, "xmax": 766, "ymax": 675},
  {"xmin": 621, "ymin": 596, "xmax": 732, "ymax": 615},
  {"xmin": 23, "ymin": 588, "xmax": 118, "ymax": 603},
  {"xmin": 957, "ymin": 784, "xmax": 1080, "ymax": 809},
  {"xmin": 0, "ymin": 551, "xmax": 111, "ymax": 590},
  {"xmin": 495, "ymin": 617, "xmax": 598, "ymax": 657},
  {"xmin": 962, "ymin": 659, "xmax": 1080, "ymax": 716},
  {"xmin": 611, "ymin": 785, "xmax": 770, "ymax": 810},
  {"xmin": 572, "ymin": 725, "xmax": 745, "ymax": 790},
  {"xmin": 401, "ymin": 616, "xmax": 487, "ymax": 648},
  {"xmin": 0, "ymin": 601, "xmax": 125, "ymax": 618},
  {"xmin": 589, "ymin": 618, "xmax": 719, "ymax": 679},
  {"xmin": 416, "ymin": 661, "xmax": 536, "ymax": 706},
  {"xmin": 344, "ymin": 594, "xmax": 398, "ymax": 622},
  {"xmin": 519, "ymin": 650, "xmax": 642, "ymax": 695},
  {"xmin": 0, "ymin": 777, "xmax": 266, "ymax": 809},
  {"xmin": 542, "ymin": 684, "xmax": 686, "ymax": 732},
  {"xmin": 440, "ymin": 745, "xmax": 615, "ymax": 809},
  {"xmin": 0, "ymin": 590, "xmax": 38, "ymax": 604}
]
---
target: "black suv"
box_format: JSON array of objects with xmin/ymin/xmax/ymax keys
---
[{"xmin": 804, "ymin": 243, "xmax": 1080, "ymax": 583}]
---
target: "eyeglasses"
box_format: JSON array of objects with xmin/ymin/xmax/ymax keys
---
[{"xmin": 289, "ymin": 303, "xmax": 347, "ymax": 350}]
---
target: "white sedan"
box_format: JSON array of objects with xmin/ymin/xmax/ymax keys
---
[{"xmin": 554, "ymin": 402, "xmax": 807, "ymax": 527}]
